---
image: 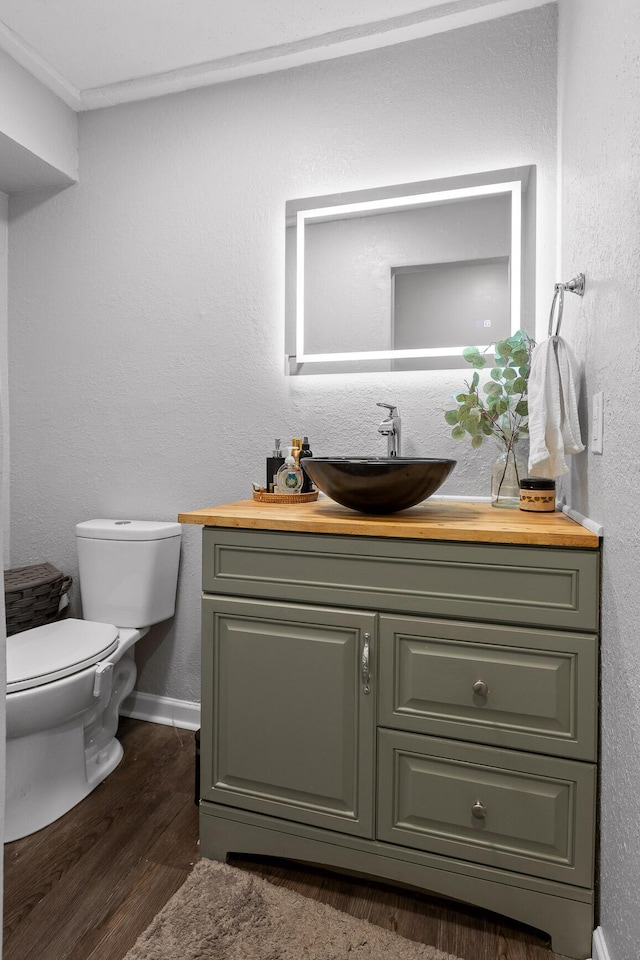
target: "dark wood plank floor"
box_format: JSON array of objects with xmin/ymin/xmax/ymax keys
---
[{"xmin": 4, "ymin": 718, "xmax": 564, "ymax": 960}]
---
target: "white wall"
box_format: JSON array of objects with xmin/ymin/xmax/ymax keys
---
[
  {"xmin": 558, "ymin": 2, "xmax": 640, "ymax": 958},
  {"xmin": 0, "ymin": 189, "xmax": 8, "ymax": 944},
  {"xmin": 7, "ymin": 6, "xmax": 557, "ymax": 705},
  {"xmin": 0, "ymin": 47, "xmax": 77, "ymax": 192},
  {"xmin": 1, "ymin": 192, "xmax": 8, "ymax": 565}
]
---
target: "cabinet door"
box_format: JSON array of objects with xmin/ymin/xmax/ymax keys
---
[{"xmin": 201, "ymin": 595, "xmax": 376, "ymax": 837}]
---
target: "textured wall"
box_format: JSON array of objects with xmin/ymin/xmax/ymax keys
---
[
  {"xmin": 0, "ymin": 190, "xmax": 7, "ymax": 945},
  {"xmin": 1, "ymin": 192, "xmax": 8, "ymax": 565},
  {"xmin": 8, "ymin": 6, "xmax": 557, "ymax": 705},
  {"xmin": 559, "ymin": 2, "xmax": 640, "ymax": 958}
]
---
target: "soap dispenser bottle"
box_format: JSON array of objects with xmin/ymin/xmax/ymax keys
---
[
  {"xmin": 299, "ymin": 436, "xmax": 314, "ymax": 493},
  {"xmin": 275, "ymin": 448, "xmax": 304, "ymax": 494}
]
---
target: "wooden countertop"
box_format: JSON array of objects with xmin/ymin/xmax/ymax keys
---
[{"xmin": 178, "ymin": 497, "xmax": 600, "ymax": 548}]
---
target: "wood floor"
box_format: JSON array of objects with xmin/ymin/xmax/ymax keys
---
[{"xmin": 4, "ymin": 718, "xmax": 564, "ymax": 960}]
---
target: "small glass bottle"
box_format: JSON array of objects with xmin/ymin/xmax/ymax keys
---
[
  {"xmin": 519, "ymin": 477, "xmax": 556, "ymax": 512},
  {"xmin": 275, "ymin": 450, "xmax": 304, "ymax": 494}
]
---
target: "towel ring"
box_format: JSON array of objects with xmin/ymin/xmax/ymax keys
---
[{"xmin": 548, "ymin": 273, "xmax": 586, "ymax": 338}]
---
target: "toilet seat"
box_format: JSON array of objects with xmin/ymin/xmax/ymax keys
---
[{"xmin": 6, "ymin": 618, "xmax": 119, "ymax": 693}]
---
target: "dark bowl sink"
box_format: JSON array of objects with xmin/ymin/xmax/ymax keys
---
[{"xmin": 301, "ymin": 457, "xmax": 456, "ymax": 515}]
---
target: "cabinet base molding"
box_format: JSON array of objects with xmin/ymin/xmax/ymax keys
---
[{"xmin": 200, "ymin": 802, "xmax": 594, "ymax": 960}]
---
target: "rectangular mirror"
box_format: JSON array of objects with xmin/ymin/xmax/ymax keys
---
[{"xmin": 285, "ymin": 166, "xmax": 535, "ymax": 375}]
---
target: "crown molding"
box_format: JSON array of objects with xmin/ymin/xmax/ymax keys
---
[
  {"xmin": 0, "ymin": 18, "xmax": 82, "ymax": 110},
  {"xmin": 2, "ymin": 0, "xmax": 552, "ymax": 113}
]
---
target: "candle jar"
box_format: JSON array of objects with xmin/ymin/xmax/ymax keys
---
[{"xmin": 519, "ymin": 476, "xmax": 556, "ymax": 512}]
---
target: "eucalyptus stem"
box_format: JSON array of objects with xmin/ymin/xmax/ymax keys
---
[{"xmin": 444, "ymin": 331, "xmax": 534, "ymax": 482}]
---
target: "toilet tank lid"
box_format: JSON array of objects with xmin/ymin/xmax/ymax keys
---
[{"xmin": 76, "ymin": 519, "xmax": 182, "ymax": 541}]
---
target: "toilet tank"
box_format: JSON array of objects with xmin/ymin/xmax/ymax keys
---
[{"xmin": 75, "ymin": 520, "xmax": 182, "ymax": 628}]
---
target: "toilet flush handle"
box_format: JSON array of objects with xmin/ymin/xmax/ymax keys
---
[{"xmin": 93, "ymin": 661, "xmax": 115, "ymax": 698}]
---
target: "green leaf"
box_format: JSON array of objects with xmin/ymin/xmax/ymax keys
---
[
  {"xmin": 470, "ymin": 371, "xmax": 479, "ymax": 390},
  {"xmin": 495, "ymin": 339, "xmax": 513, "ymax": 358},
  {"xmin": 490, "ymin": 367, "xmax": 503, "ymax": 381},
  {"xmin": 502, "ymin": 366, "xmax": 517, "ymax": 380},
  {"xmin": 518, "ymin": 364, "xmax": 530, "ymax": 380},
  {"xmin": 469, "ymin": 354, "xmax": 487, "ymax": 369},
  {"xmin": 512, "ymin": 349, "xmax": 529, "ymax": 366},
  {"xmin": 455, "ymin": 393, "xmax": 469, "ymax": 403},
  {"xmin": 444, "ymin": 409, "xmax": 460, "ymax": 425},
  {"xmin": 481, "ymin": 420, "xmax": 495, "ymax": 435},
  {"xmin": 494, "ymin": 398, "xmax": 509, "ymax": 416},
  {"xmin": 483, "ymin": 381, "xmax": 502, "ymax": 397},
  {"xmin": 515, "ymin": 400, "xmax": 528, "ymax": 416},
  {"xmin": 471, "ymin": 434, "xmax": 484, "ymax": 449},
  {"xmin": 451, "ymin": 425, "xmax": 466, "ymax": 440},
  {"xmin": 463, "ymin": 346, "xmax": 481, "ymax": 360},
  {"xmin": 512, "ymin": 377, "xmax": 527, "ymax": 393}
]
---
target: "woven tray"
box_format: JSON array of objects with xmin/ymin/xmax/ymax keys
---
[
  {"xmin": 4, "ymin": 562, "xmax": 72, "ymax": 636},
  {"xmin": 252, "ymin": 490, "xmax": 318, "ymax": 504}
]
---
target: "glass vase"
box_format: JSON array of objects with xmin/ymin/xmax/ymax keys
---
[{"xmin": 491, "ymin": 446, "xmax": 526, "ymax": 508}]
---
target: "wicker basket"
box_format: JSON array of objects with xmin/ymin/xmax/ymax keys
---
[
  {"xmin": 4, "ymin": 562, "xmax": 72, "ymax": 636},
  {"xmin": 252, "ymin": 490, "xmax": 318, "ymax": 504}
]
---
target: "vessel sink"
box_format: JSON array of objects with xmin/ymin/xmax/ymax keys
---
[{"xmin": 301, "ymin": 457, "xmax": 456, "ymax": 515}]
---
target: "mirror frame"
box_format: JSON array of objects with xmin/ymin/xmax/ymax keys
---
[{"xmin": 285, "ymin": 166, "xmax": 535, "ymax": 374}]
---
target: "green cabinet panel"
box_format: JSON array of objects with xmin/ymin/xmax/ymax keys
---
[
  {"xmin": 201, "ymin": 595, "xmax": 375, "ymax": 837},
  {"xmin": 378, "ymin": 614, "xmax": 598, "ymax": 760},
  {"xmin": 203, "ymin": 528, "xmax": 599, "ymax": 631},
  {"xmin": 377, "ymin": 730, "xmax": 596, "ymax": 887}
]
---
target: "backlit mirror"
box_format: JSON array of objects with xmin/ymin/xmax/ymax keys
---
[{"xmin": 285, "ymin": 166, "xmax": 535, "ymax": 375}]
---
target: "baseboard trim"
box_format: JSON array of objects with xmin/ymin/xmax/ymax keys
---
[
  {"xmin": 592, "ymin": 927, "xmax": 611, "ymax": 960},
  {"xmin": 121, "ymin": 691, "xmax": 201, "ymax": 731}
]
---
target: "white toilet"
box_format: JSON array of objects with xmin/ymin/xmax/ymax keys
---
[{"xmin": 5, "ymin": 519, "xmax": 182, "ymax": 843}]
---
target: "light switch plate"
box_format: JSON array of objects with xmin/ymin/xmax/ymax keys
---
[{"xmin": 591, "ymin": 392, "xmax": 604, "ymax": 454}]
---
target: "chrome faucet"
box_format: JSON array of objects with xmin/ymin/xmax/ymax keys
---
[{"xmin": 377, "ymin": 402, "xmax": 401, "ymax": 457}]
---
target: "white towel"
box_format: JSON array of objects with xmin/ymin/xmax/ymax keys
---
[{"xmin": 527, "ymin": 336, "xmax": 585, "ymax": 479}]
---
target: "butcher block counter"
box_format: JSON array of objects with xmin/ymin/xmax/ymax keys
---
[{"xmin": 178, "ymin": 496, "xmax": 599, "ymax": 548}]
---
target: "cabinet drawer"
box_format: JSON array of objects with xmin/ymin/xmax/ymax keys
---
[
  {"xmin": 379, "ymin": 615, "xmax": 598, "ymax": 760},
  {"xmin": 377, "ymin": 730, "xmax": 596, "ymax": 887},
  {"xmin": 203, "ymin": 528, "xmax": 599, "ymax": 631}
]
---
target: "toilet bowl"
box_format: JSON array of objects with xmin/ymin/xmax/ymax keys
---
[{"xmin": 5, "ymin": 519, "xmax": 181, "ymax": 843}]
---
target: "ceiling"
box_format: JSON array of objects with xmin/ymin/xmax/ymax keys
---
[{"xmin": 0, "ymin": 0, "xmax": 550, "ymax": 111}]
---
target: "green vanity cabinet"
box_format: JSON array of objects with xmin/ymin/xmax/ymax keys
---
[{"xmin": 198, "ymin": 526, "xmax": 600, "ymax": 960}]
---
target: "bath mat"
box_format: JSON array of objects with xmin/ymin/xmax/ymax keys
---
[{"xmin": 123, "ymin": 859, "xmax": 466, "ymax": 960}]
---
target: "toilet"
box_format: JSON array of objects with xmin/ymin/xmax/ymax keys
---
[{"xmin": 5, "ymin": 519, "xmax": 182, "ymax": 843}]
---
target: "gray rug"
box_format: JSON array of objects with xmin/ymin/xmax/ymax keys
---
[{"xmin": 124, "ymin": 859, "xmax": 466, "ymax": 960}]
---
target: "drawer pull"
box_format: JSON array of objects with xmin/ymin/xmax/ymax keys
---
[
  {"xmin": 362, "ymin": 633, "xmax": 371, "ymax": 695},
  {"xmin": 472, "ymin": 801, "xmax": 487, "ymax": 820},
  {"xmin": 473, "ymin": 680, "xmax": 489, "ymax": 697}
]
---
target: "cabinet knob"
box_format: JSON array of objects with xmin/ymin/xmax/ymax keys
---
[
  {"xmin": 472, "ymin": 680, "xmax": 489, "ymax": 697},
  {"xmin": 472, "ymin": 801, "xmax": 487, "ymax": 820}
]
